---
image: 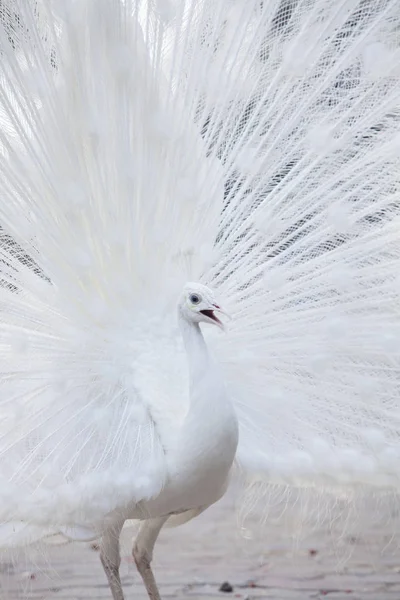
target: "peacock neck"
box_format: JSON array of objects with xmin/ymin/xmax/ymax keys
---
[
  {"xmin": 178, "ymin": 316, "xmax": 211, "ymax": 386},
  {"xmin": 177, "ymin": 312, "xmax": 237, "ymax": 455}
]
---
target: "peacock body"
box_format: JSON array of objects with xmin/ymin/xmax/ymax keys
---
[{"xmin": 0, "ymin": 0, "xmax": 400, "ymax": 578}]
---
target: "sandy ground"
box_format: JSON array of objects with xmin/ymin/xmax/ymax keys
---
[{"xmin": 1, "ymin": 490, "xmax": 400, "ymax": 600}]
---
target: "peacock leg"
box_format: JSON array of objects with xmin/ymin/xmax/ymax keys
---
[
  {"xmin": 100, "ymin": 520, "xmax": 126, "ymax": 600},
  {"xmin": 132, "ymin": 516, "xmax": 168, "ymax": 600}
]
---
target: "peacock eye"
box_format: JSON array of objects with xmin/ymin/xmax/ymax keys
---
[{"xmin": 190, "ymin": 293, "xmax": 201, "ymax": 305}]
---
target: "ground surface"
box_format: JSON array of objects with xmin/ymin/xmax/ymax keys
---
[{"xmin": 1, "ymin": 491, "xmax": 400, "ymax": 600}]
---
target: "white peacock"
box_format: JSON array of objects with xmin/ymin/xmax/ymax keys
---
[{"xmin": 1, "ymin": 0, "xmax": 400, "ymax": 599}]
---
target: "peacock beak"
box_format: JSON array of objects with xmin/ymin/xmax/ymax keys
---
[
  {"xmin": 213, "ymin": 304, "xmax": 231, "ymax": 321},
  {"xmin": 200, "ymin": 304, "xmax": 229, "ymax": 330}
]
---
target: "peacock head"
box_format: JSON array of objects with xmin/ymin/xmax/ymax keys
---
[{"xmin": 179, "ymin": 282, "xmax": 226, "ymax": 330}]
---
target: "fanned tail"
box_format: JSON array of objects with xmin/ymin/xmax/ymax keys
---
[{"xmin": 0, "ymin": 0, "xmax": 400, "ymax": 543}]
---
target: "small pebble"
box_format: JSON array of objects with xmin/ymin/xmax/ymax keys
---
[
  {"xmin": 220, "ymin": 581, "xmax": 234, "ymax": 593},
  {"xmin": 348, "ymin": 536, "xmax": 358, "ymax": 545}
]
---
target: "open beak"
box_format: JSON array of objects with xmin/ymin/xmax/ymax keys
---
[{"xmin": 200, "ymin": 304, "xmax": 229, "ymax": 330}]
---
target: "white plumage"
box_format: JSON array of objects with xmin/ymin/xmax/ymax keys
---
[{"xmin": 1, "ymin": 0, "xmax": 400, "ymax": 597}]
